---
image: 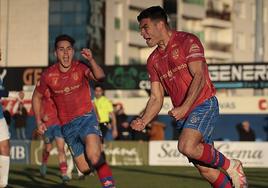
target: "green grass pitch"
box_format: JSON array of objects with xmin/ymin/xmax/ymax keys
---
[{"xmin": 8, "ymin": 164, "xmax": 268, "ymax": 188}]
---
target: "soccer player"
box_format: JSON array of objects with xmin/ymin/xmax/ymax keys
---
[
  {"xmin": 32, "ymin": 34, "xmax": 115, "ymax": 188},
  {"xmin": 130, "ymin": 6, "xmax": 247, "ymax": 188},
  {"xmin": 0, "ymin": 50, "xmax": 10, "ymax": 188},
  {"xmin": 38, "ymin": 89, "xmax": 70, "ymax": 183}
]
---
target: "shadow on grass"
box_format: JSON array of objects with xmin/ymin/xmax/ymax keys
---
[
  {"xmin": 112, "ymin": 166, "xmax": 203, "ymax": 181},
  {"xmin": 9, "ymin": 167, "xmax": 78, "ymax": 188}
]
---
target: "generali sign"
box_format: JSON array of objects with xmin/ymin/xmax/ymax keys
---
[{"xmin": 149, "ymin": 141, "xmax": 268, "ymax": 167}]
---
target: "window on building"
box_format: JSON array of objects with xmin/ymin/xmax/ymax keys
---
[
  {"xmin": 236, "ymin": 32, "xmax": 246, "ymax": 50},
  {"xmin": 115, "ymin": 41, "xmax": 122, "ymax": 65},
  {"xmin": 251, "ymin": 34, "xmax": 255, "ymax": 51},
  {"xmin": 114, "ymin": 2, "xmax": 123, "ymax": 30},
  {"xmin": 235, "ymin": 1, "xmax": 246, "ymax": 19},
  {"xmin": 49, "ymin": 0, "xmax": 89, "ymax": 64},
  {"xmin": 264, "ymin": 7, "xmax": 267, "ymax": 23},
  {"xmin": 251, "ymin": 2, "xmax": 256, "ymax": 21}
]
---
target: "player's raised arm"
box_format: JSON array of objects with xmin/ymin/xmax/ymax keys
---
[{"xmin": 81, "ymin": 48, "xmax": 105, "ymax": 81}]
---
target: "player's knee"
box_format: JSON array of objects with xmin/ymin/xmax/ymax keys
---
[
  {"xmin": 92, "ymin": 153, "xmax": 105, "ymax": 168},
  {"xmin": 178, "ymin": 142, "xmax": 195, "ymax": 158}
]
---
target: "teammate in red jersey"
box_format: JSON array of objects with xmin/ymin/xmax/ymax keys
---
[
  {"xmin": 32, "ymin": 34, "xmax": 115, "ymax": 188},
  {"xmin": 130, "ymin": 6, "xmax": 247, "ymax": 188},
  {"xmin": 38, "ymin": 89, "xmax": 70, "ymax": 183}
]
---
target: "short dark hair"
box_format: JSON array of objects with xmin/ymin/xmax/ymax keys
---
[
  {"xmin": 137, "ymin": 6, "xmax": 168, "ymax": 24},
  {"xmin": 94, "ymin": 84, "xmax": 104, "ymax": 90},
  {"xmin": 54, "ymin": 34, "xmax": 75, "ymax": 49}
]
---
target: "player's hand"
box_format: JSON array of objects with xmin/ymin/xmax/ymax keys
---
[
  {"xmin": 168, "ymin": 106, "xmax": 187, "ymax": 120},
  {"xmin": 81, "ymin": 48, "xmax": 93, "ymax": 61},
  {"xmin": 130, "ymin": 117, "xmax": 146, "ymax": 131},
  {"xmin": 37, "ymin": 122, "xmax": 47, "ymax": 135},
  {"xmin": 112, "ymin": 128, "xmax": 118, "ymax": 139}
]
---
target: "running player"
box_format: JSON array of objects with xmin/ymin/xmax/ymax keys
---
[
  {"xmin": 131, "ymin": 6, "xmax": 247, "ymax": 188},
  {"xmin": 32, "ymin": 34, "xmax": 115, "ymax": 188}
]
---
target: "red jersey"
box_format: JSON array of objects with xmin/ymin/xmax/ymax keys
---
[
  {"xmin": 36, "ymin": 61, "xmax": 93, "ymax": 125},
  {"xmin": 147, "ymin": 31, "xmax": 216, "ymax": 118},
  {"xmin": 41, "ymin": 89, "xmax": 60, "ymax": 127}
]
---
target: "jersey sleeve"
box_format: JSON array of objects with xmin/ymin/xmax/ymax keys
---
[
  {"xmin": 35, "ymin": 72, "xmax": 49, "ymax": 95},
  {"xmin": 147, "ymin": 57, "xmax": 160, "ymax": 82},
  {"xmin": 80, "ymin": 62, "xmax": 94, "ymax": 80},
  {"xmin": 183, "ymin": 34, "xmax": 206, "ymax": 64}
]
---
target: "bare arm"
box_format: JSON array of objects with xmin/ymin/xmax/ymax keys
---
[
  {"xmin": 131, "ymin": 81, "xmax": 164, "ymax": 131},
  {"xmin": 32, "ymin": 89, "xmax": 47, "ymax": 134},
  {"xmin": 109, "ymin": 111, "xmax": 118, "ymax": 139},
  {"xmin": 168, "ymin": 61, "xmax": 206, "ymax": 120},
  {"xmin": 81, "ymin": 48, "xmax": 105, "ymax": 81}
]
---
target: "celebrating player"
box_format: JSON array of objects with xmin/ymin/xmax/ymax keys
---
[
  {"xmin": 131, "ymin": 6, "xmax": 247, "ymax": 188},
  {"xmin": 32, "ymin": 34, "xmax": 115, "ymax": 188}
]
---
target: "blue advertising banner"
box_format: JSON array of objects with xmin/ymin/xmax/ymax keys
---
[{"xmin": 10, "ymin": 140, "xmax": 31, "ymax": 164}]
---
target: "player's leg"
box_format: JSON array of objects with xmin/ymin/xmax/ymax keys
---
[
  {"xmin": 55, "ymin": 137, "xmax": 70, "ymax": 182},
  {"xmin": 194, "ymin": 163, "xmax": 232, "ymax": 188},
  {"xmin": 0, "ymin": 118, "xmax": 10, "ymax": 188},
  {"xmin": 40, "ymin": 143, "xmax": 52, "ymax": 177},
  {"xmin": 61, "ymin": 118, "xmax": 93, "ymax": 176},
  {"xmin": 84, "ymin": 134, "xmax": 115, "ymax": 188},
  {"xmin": 54, "ymin": 125, "xmax": 70, "ymax": 182},
  {"xmin": 177, "ymin": 97, "xmax": 247, "ymax": 187},
  {"xmin": 81, "ymin": 111, "xmax": 115, "ymax": 187},
  {"xmin": 40, "ymin": 126, "xmax": 53, "ymax": 177}
]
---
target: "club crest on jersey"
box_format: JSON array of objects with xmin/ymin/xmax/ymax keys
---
[
  {"xmin": 190, "ymin": 115, "xmax": 199, "ymax": 124},
  {"xmin": 72, "ymin": 72, "xmax": 79, "ymax": 81},
  {"xmin": 189, "ymin": 43, "xmax": 200, "ymax": 53},
  {"xmin": 171, "ymin": 48, "xmax": 179, "ymax": 60}
]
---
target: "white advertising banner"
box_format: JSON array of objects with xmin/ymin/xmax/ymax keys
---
[
  {"xmin": 149, "ymin": 141, "xmax": 268, "ymax": 168},
  {"xmin": 112, "ymin": 96, "xmax": 268, "ymax": 115}
]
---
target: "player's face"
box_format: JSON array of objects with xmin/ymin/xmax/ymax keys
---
[
  {"xmin": 139, "ymin": 18, "xmax": 162, "ymax": 47},
  {"xmin": 55, "ymin": 40, "xmax": 74, "ymax": 71}
]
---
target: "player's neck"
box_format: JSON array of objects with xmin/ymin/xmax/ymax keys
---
[{"xmin": 158, "ymin": 30, "xmax": 173, "ymax": 50}]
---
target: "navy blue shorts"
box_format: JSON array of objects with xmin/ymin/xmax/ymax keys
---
[
  {"xmin": 61, "ymin": 111, "xmax": 102, "ymax": 157},
  {"xmin": 175, "ymin": 96, "xmax": 219, "ymax": 144},
  {"xmin": 43, "ymin": 125, "xmax": 63, "ymax": 144}
]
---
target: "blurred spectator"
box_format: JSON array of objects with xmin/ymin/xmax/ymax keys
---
[
  {"xmin": 148, "ymin": 117, "xmax": 166, "ymax": 140},
  {"xmin": 114, "ymin": 103, "xmax": 132, "ymax": 140},
  {"xmin": 236, "ymin": 121, "xmax": 256, "ymax": 141},
  {"xmin": 13, "ymin": 102, "xmax": 27, "ymax": 139},
  {"xmin": 94, "ymin": 85, "xmax": 118, "ymax": 140}
]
